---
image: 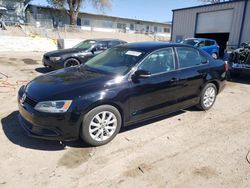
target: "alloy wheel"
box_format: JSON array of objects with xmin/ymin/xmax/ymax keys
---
[
  {"xmin": 89, "ymin": 111, "xmax": 117, "ymax": 142},
  {"xmin": 203, "ymin": 86, "xmax": 216, "ymax": 108}
]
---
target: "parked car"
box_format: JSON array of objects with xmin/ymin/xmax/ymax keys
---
[
  {"xmin": 18, "ymin": 42, "xmax": 227, "ymax": 146},
  {"xmin": 182, "ymin": 38, "xmax": 220, "ymax": 59},
  {"xmin": 227, "ymin": 42, "xmax": 250, "ymax": 77},
  {"xmin": 43, "ymin": 39, "xmax": 127, "ymax": 70}
]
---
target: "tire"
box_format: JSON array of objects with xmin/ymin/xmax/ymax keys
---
[
  {"xmin": 64, "ymin": 58, "xmax": 80, "ymax": 68},
  {"xmin": 196, "ymin": 83, "xmax": 217, "ymax": 111},
  {"xmin": 212, "ymin": 53, "xmax": 218, "ymax": 59},
  {"xmin": 81, "ymin": 105, "xmax": 122, "ymax": 146}
]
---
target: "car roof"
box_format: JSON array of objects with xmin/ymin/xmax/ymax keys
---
[
  {"xmin": 87, "ymin": 38, "xmax": 126, "ymax": 42},
  {"xmin": 185, "ymin": 38, "xmax": 215, "ymax": 42},
  {"xmin": 118, "ymin": 42, "xmax": 193, "ymax": 53}
]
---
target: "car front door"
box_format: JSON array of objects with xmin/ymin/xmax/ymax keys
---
[
  {"xmin": 174, "ymin": 47, "xmax": 209, "ymax": 108},
  {"xmin": 128, "ymin": 48, "xmax": 180, "ymax": 123}
]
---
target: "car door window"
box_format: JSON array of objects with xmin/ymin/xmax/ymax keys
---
[
  {"xmin": 107, "ymin": 41, "xmax": 121, "ymax": 48},
  {"xmin": 138, "ymin": 48, "xmax": 175, "ymax": 74},
  {"xmin": 176, "ymin": 47, "xmax": 206, "ymax": 68},
  {"xmin": 205, "ymin": 40, "xmax": 212, "ymax": 46},
  {"xmin": 96, "ymin": 41, "xmax": 108, "ymax": 51},
  {"xmin": 198, "ymin": 41, "xmax": 205, "ymax": 47}
]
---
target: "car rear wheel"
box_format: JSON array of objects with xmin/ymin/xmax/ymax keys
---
[
  {"xmin": 81, "ymin": 105, "xmax": 122, "ymax": 146},
  {"xmin": 196, "ymin": 83, "xmax": 217, "ymax": 111},
  {"xmin": 64, "ymin": 58, "xmax": 80, "ymax": 68},
  {"xmin": 212, "ymin": 53, "xmax": 218, "ymax": 59}
]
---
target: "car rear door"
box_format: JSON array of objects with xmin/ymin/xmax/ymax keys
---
[
  {"xmin": 174, "ymin": 46, "xmax": 209, "ymax": 108},
  {"xmin": 128, "ymin": 48, "xmax": 180, "ymax": 123}
]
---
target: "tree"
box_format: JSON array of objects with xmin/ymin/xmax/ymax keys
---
[
  {"xmin": 47, "ymin": 0, "xmax": 112, "ymax": 25},
  {"xmin": 199, "ymin": 0, "xmax": 234, "ymax": 3}
]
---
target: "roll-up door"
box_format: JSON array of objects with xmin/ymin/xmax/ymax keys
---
[{"xmin": 196, "ymin": 9, "xmax": 233, "ymax": 34}]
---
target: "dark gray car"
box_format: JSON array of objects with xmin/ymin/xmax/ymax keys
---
[{"xmin": 43, "ymin": 39, "xmax": 127, "ymax": 70}]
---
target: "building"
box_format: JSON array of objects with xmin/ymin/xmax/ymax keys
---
[
  {"xmin": 26, "ymin": 4, "xmax": 171, "ymax": 39},
  {"xmin": 171, "ymin": 0, "xmax": 250, "ymax": 55},
  {"xmin": 0, "ymin": 0, "xmax": 26, "ymax": 24}
]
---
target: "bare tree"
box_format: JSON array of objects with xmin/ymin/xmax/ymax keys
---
[
  {"xmin": 47, "ymin": 0, "xmax": 112, "ymax": 25},
  {"xmin": 199, "ymin": 0, "xmax": 234, "ymax": 3}
]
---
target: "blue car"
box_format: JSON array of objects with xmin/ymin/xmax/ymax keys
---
[{"xmin": 182, "ymin": 38, "xmax": 220, "ymax": 59}]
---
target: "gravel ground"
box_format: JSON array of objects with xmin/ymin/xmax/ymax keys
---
[{"xmin": 0, "ymin": 52, "xmax": 249, "ymax": 188}]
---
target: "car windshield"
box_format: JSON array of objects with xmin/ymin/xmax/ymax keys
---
[
  {"xmin": 182, "ymin": 39, "xmax": 200, "ymax": 46},
  {"xmin": 74, "ymin": 40, "xmax": 96, "ymax": 49},
  {"xmin": 84, "ymin": 47, "xmax": 146, "ymax": 75}
]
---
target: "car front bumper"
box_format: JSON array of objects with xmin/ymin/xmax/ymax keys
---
[
  {"xmin": 18, "ymin": 94, "xmax": 82, "ymax": 141},
  {"xmin": 42, "ymin": 58, "xmax": 64, "ymax": 70}
]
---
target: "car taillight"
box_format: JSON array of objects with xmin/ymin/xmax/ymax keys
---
[{"xmin": 224, "ymin": 61, "xmax": 229, "ymax": 72}]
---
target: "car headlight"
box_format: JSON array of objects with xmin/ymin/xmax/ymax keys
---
[
  {"xmin": 49, "ymin": 57, "xmax": 61, "ymax": 62},
  {"xmin": 34, "ymin": 100, "xmax": 72, "ymax": 113}
]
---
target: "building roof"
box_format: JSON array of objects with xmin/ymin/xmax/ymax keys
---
[
  {"xmin": 27, "ymin": 4, "xmax": 171, "ymax": 26},
  {"xmin": 172, "ymin": 0, "xmax": 246, "ymax": 12}
]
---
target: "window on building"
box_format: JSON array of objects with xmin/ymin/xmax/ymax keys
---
[
  {"xmin": 130, "ymin": 24, "xmax": 134, "ymax": 31},
  {"xmin": 164, "ymin": 27, "xmax": 170, "ymax": 33},
  {"xmin": 102, "ymin": 20, "xmax": 113, "ymax": 28},
  {"xmin": 82, "ymin": 18, "xmax": 90, "ymax": 26},
  {"xmin": 158, "ymin": 27, "xmax": 163, "ymax": 33},
  {"xmin": 117, "ymin": 23, "xmax": 126, "ymax": 29},
  {"xmin": 154, "ymin": 26, "xmax": 157, "ymax": 33}
]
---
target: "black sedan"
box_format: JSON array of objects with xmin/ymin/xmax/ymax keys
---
[
  {"xmin": 43, "ymin": 38, "xmax": 126, "ymax": 70},
  {"xmin": 18, "ymin": 42, "xmax": 227, "ymax": 146}
]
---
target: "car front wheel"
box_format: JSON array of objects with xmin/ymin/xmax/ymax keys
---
[
  {"xmin": 81, "ymin": 105, "xmax": 122, "ymax": 146},
  {"xmin": 64, "ymin": 58, "xmax": 80, "ymax": 68},
  {"xmin": 197, "ymin": 83, "xmax": 217, "ymax": 110}
]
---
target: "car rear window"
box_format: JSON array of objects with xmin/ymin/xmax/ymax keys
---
[{"xmin": 176, "ymin": 47, "xmax": 207, "ymax": 68}]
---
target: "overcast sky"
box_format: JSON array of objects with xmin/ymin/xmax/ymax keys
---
[{"xmin": 32, "ymin": 0, "xmax": 202, "ymax": 22}]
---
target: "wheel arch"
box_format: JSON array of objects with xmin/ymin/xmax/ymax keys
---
[
  {"xmin": 81, "ymin": 100, "xmax": 125, "ymax": 126},
  {"xmin": 206, "ymin": 80, "xmax": 220, "ymax": 94}
]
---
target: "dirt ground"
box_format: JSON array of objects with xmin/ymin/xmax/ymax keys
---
[{"xmin": 0, "ymin": 52, "xmax": 249, "ymax": 188}]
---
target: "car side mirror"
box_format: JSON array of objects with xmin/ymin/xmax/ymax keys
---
[{"xmin": 132, "ymin": 70, "xmax": 151, "ymax": 81}]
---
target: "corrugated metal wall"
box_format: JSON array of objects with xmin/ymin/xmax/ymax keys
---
[
  {"xmin": 241, "ymin": 0, "xmax": 250, "ymax": 43},
  {"xmin": 172, "ymin": 1, "xmax": 247, "ymax": 47}
]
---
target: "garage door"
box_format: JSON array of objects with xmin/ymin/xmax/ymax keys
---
[{"xmin": 196, "ymin": 9, "xmax": 233, "ymax": 34}]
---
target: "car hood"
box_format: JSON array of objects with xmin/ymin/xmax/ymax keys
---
[
  {"xmin": 44, "ymin": 48, "xmax": 88, "ymax": 57},
  {"xmin": 25, "ymin": 67, "xmax": 114, "ymax": 101}
]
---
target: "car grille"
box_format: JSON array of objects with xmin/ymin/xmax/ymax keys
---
[{"xmin": 25, "ymin": 96, "xmax": 37, "ymax": 107}]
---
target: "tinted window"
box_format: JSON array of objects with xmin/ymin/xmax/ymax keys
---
[
  {"xmin": 198, "ymin": 41, "xmax": 205, "ymax": 47},
  {"xmin": 205, "ymin": 40, "xmax": 215, "ymax": 46},
  {"xmin": 96, "ymin": 41, "xmax": 108, "ymax": 50},
  {"xmin": 138, "ymin": 48, "xmax": 175, "ymax": 74},
  {"xmin": 107, "ymin": 41, "xmax": 121, "ymax": 48},
  {"xmin": 176, "ymin": 47, "xmax": 206, "ymax": 68},
  {"xmin": 74, "ymin": 40, "xmax": 96, "ymax": 49}
]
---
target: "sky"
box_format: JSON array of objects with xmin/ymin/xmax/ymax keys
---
[{"xmin": 32, "ymin": 0, "xmax": 202, "ymax": 22}]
